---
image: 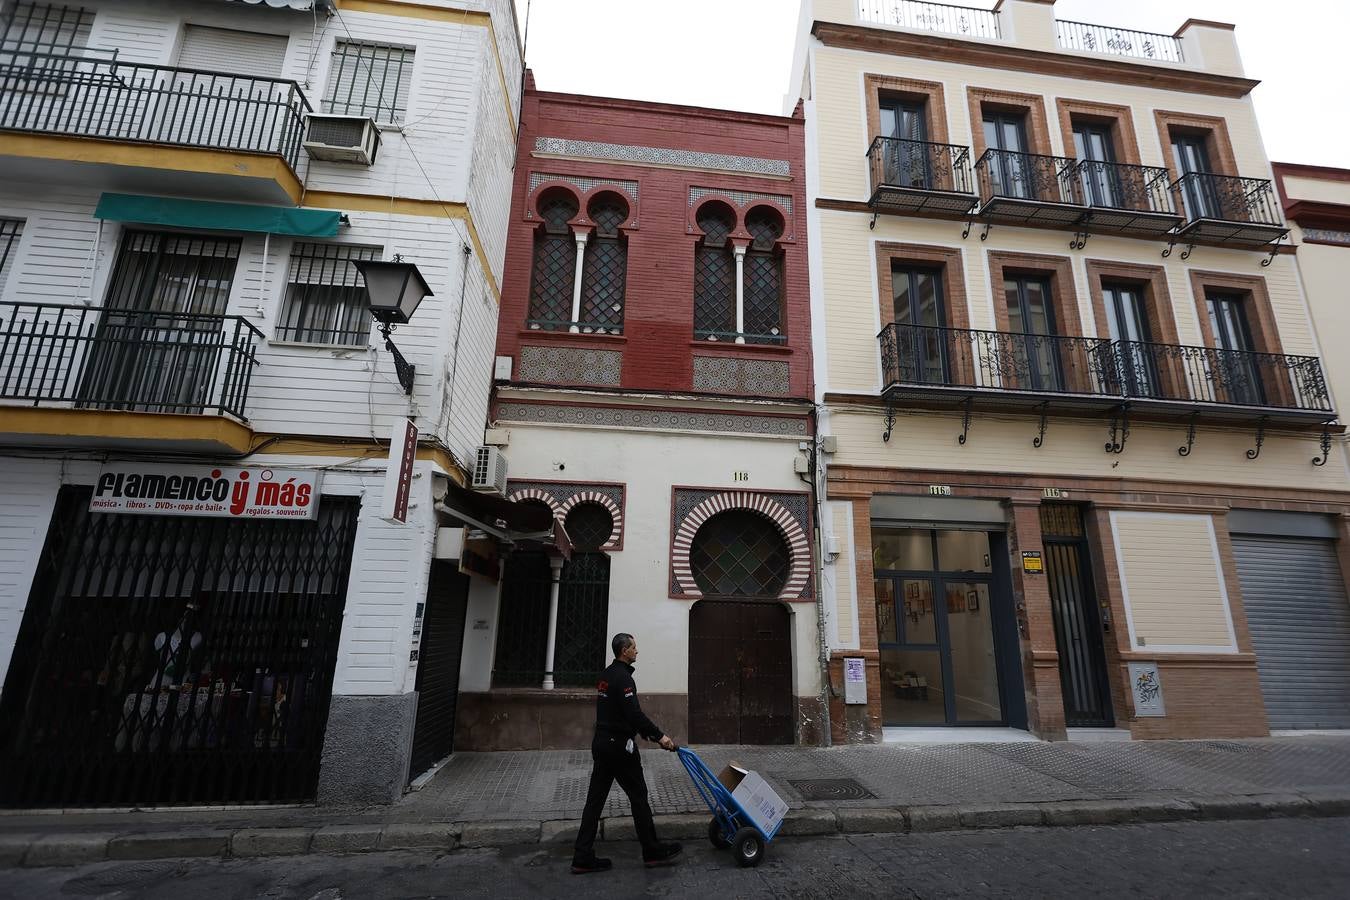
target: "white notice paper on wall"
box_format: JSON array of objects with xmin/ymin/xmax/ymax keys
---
[{"xmin": 844, "ymin": 656, "xmax": 867, "ymax": 705}]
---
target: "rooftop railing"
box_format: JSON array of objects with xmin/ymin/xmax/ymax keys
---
[
  {"xmin": 1055, "ymin": 19, "xmax": 1184, "ymax": 63},
  {"xmin": 857, "ymin": 1, "xmax": 1001, "ymax": 40},
  {"xmin": 0, "ymin": 50, "xmax": 312, "ymax": 172}
]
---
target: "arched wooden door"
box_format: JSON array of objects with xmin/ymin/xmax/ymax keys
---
[{"xmin": 688, "ymin": 600, "xmax": 793, "ymax": 744}]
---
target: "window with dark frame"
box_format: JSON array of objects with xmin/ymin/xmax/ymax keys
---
[
  {"xmin": 1003, "ymin": 273, "xmax": 1062, "ymax": 392},
  {"xmin": 578, "ymin": 194, "xmax": 627, "ymax": 335},
  {"xmin": 275, "ymin": 242, "xmax": 381, "ymax": 347},
  {"xmin": 743, "ymin": 207, "xmax": 785, "ymax": 344},
  {"xmin": 693, "ymin": 203, "xmax": 736, "ymax": 341},
  {"xmin": 1205, "ymin": 291, "xmax": 1265, "ymax": 406},
  {"xmin": 323, "ymin": 40, "xmax": 414, "ymax": 123},
  {"xmin": 527, "ymin": 190, "xmax": 578, "ymax": 330},
  {"xmin": 689, "ymin": 509, "xmax": 791, "ymax": 598},
  {"xmin": 0, "ymin": 2, "xmax": 92, "ymax": 55},
  {"xmin": 0, "ymin": 218, "xmax": 24, "ymax": 298},
  {"xmin": 891, "ymin": 263, "xmax": 948, "ymax": 385}
]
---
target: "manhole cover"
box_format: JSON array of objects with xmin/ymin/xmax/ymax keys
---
[{"xmin": 788, "ymin": 778, "xmax": 876, "ymax": 800}]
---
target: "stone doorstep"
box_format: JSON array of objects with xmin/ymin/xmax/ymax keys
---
[{"xmin": 6, "ymin": 794, "xmax": 1349, "ymax": 867}]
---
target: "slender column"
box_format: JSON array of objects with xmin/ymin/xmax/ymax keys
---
[
  {"xmin": 541, "ymin": 555, "xmax": 565, "ymax": 689},
  {"xmin": 733, "ymin": 244, "xmax": 747, "ymax": 344},
  {"xmin": 569, "ymin": 231, "xmax": 589, "ymax": 333}
]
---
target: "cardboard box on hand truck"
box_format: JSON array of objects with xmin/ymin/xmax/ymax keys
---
[{"xmin": 717, "ymin": 762, "xmax": 788, "ymax": 838}]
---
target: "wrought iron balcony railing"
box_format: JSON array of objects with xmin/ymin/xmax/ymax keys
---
[
  {"xmin": 857, "ymin": 0, "xmax": 1001, "ymax": 39},
  {"xmin": 1074, "ymin": 160, "xmax": 1177, "ymax": 216},
  {"xmin": 1172, "ymin": 173, "xmax": 1283, "ymax": 227},
  {"xmin": 0, "ymin": 50, "xmax": 312, "ymax": 172},
  {"xmin": 879, "ymin": 322, "xmax": 1332, "ymax": 416},
  {"xmin": 1056, "ymin": 19, "xmax": 1184, "ymax": 63},
  {"xmin": 867, "ymin": 136, "xmax": 975, "ymax": 214},
  {"xmin": 0, "ymin": 302, "xmax": 263, "ymax": 421},
  {"xmin": 975, "ymin": 149, "xmax": 1080, "ymax": 206}
]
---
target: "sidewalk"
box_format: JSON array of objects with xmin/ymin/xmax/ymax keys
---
[{"xmin": 3, "ymin": 735, "xmax": 1349, "ymax": 867}]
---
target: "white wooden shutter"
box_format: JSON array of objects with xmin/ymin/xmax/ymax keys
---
[{"xmin": 177, "ymin": 25, "xmax": 288, "ymax": 78}]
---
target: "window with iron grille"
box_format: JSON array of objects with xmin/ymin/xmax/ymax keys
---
[
  {"xmin": 492, "ymin": 548, "xmax": 610, "ymax": 688},
  {"xmin": 744, "ymin": 207, "xmax": 784, "ymax": 344},
  {"xmin": 527, "ymin": 190, "xmax": 579, "ymax": 330},
  {"xmin": 693, "ymin": 203, "xmax": 736, "ymax": 340},
  {"xmin": 275, "ymin": 242, "xmax": 381, "ymax": 347},
  {"xmin": 690, "ymin": 509, "xmax": 791, "ymax": 597},
  {"xmin": 1, "ymin": 3, "xmax": 92, "ymax": 55},
  {"xmin": 323, "ymin": 40, "xmax": 414, "ymax": 123},
  {"xmin": 0, "ymin": 218, "xmax": 23, "ymax": 299},
  {"xmin": 577, "ymin": 195, "xmax": 627, "ymax": 335},
  {"xmin": 565, "ymin": 502, "xmax": 614, "ymax": 551}
]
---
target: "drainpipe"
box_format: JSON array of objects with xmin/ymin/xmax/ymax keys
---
[{"xmin": 803, "ymin": 406, "xmax": 832, "ymax": 746}]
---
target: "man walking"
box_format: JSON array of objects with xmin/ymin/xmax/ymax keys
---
[{"xmin": 571, "ymin": 633, "xmax": 683, "ymax": 874}]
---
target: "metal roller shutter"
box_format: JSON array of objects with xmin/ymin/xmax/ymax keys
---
[
  {"xmin": 408, "ymin": 563, "xmax": 470, "ymax": 780},
  {"xmin": 177, "ymin": 25, "xmax": 288, "ymax": 78},
  {"xmin": 1232, "ymin": 535, "xmax": 1350, "ymax": 729}
]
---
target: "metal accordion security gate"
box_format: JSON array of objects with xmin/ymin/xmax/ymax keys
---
[{"xmin": 0, "ymin": 487, "xmax": 360, "ymax": 807}]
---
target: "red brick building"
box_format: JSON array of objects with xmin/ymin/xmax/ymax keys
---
[{"xmin": 454, "ymin": 76, "xmax": 822, "ymax": 749}]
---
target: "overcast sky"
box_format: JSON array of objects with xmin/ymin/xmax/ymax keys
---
[{"xmin": 511, "ymin": 0, "xmax": 1348, "ymax": 169}]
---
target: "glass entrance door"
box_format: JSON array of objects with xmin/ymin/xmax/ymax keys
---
[{"xmin": 874, "ymin": 529, "xmax": 1005, "ymax": 726}]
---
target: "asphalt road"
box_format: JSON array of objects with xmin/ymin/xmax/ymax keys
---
[{"xmin": 3, "ymin": 817, "xmax": 1347, "ymax": 899}]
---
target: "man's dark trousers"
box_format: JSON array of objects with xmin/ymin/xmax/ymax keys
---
[{"xmin": 573, "ymin": 733, "xmax": 659, "ymax": 860}]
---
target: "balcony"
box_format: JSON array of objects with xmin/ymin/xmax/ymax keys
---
[
  {"xmin": 1171, "ymin": 173, "xmax": 1289, "ymax": 250},
  {"xmin": 0, "ymin": 51, "xmax": 311, "ymax": 204},
  {"xmin": 866, "ymin": 136, "xmax": 977, "ymax": 218},
  {"xmin": 973, "ymin": 149, "xmax": 1084, "ymax": 228},
  {"xmin": 1074, "ymin": 160, "xmax": 1183, "ymax": 238},
  {"xmin": 0, "ymin": 302, "xmax": 263, "ymax": 451},
  {"xmin": 1055, "ymin": 19, "xmax": 1185, "ymax": 63},
  {"xmin": 878, "ymin": 322, "xmax": 1332, "ymax": 427}
]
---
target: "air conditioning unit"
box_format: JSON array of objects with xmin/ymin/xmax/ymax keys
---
[
  {"xmin": 302, "ymin": 114, "xmax": 381, "ymax": 165},
  {"xmin": 472, "ymin": 446, "xmax": 508, "ymax": 496}
]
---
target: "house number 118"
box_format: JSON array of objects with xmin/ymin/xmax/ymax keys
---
[{"xmin": 733, "ymin": 471, "xmax": 750, "ymax": 482}]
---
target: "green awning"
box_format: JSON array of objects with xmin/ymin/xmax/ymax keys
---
[{"xmin": 94, "ymin": 193, "xmax": 341, "ymax": 238}]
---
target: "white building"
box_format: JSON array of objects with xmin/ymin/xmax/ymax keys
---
[{"xmin": 0, "ymin": 0, "xmax": 521, "ymax": 805}]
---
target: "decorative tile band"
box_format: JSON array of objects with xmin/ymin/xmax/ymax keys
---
[
  {"xmin": 536, "ymin": 137, "xmax": 790, "ymax": 177},
  {"xmin": 669, "ymin": 488, "xmax": 813, "ymax": 601},
  {"xmin": 529, "ymin": 172, "xmax": 639, "ymax": 201},
  {"xmin": 506, "ymin": 481, "xmax": 625, "ymax": 550},
  {"xmin": 495, "ymin": 402, "xmax": 809, "ymax": 436},
  {"xmin": 689, "ymin": 186, "xmax": 792, "ymax": 214},
  {"xmin": 1303, "ymin": 228, "xmax": 1350, "ymax": 246},
  {"xmin": 693, "ymin": 356, "xmax": 792, "ymax": 396},
  {"xmin": 517, "ymin": 346, "xmax": 623, "ymax": 386}
]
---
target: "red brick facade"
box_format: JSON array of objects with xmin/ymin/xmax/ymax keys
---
[{"xmin": 495, "ymin": 78, "xmax": 812, "ymax": 399}]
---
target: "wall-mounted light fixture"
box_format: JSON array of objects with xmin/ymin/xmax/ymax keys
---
[{"xmin": 356, "ymin": 255, "xmax": 433, "ymax": 396}]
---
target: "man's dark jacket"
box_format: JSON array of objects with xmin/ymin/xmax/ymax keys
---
[{"xmin": 594, "ymin": 659, "xmax": 662, "ymax": 743}]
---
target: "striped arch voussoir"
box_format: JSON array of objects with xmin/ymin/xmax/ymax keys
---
[
  {"xmin": 507, "ymin": 488, "xmax": 562, "ymax": 520},
  {"xmin": 671, "ymin": 491, "xmax": 811, "ymax": 600},
  {"xmin": 558, "ymin": 491, "xmax": 624, "ymax": 549}
]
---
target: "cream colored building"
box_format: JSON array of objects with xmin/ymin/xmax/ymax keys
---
[{"xmin": 790, "ymin": 0, "xmax": 1350, "ymax": 742}]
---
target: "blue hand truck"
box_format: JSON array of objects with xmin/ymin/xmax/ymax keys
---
[{"xmin": 677, "ymin": 746, "xmax": 781, "ymax": 867}]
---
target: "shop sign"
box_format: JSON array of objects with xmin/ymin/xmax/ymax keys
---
[
  {"xmin": 1128, "ymin": 662, "xmax": 1166, "ymax": 716},
  {"xmin": 381, "ymin": 417, "xmax": 418, "ymax": 524},
  {"xmin": 1021, "ymin": 551, "xmax": 1043, "ymax": 574},
  {"xmin": 90, "ymin": 464, "xmax": 321, "ymax": 519}
]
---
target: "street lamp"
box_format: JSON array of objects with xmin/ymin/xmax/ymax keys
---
[{"xmin": 356, "ymin": 255, "xmax": 433, "ymax": 396}]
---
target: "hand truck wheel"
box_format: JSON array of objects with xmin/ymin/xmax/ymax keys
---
[
  {"xmin": 731, "ymin": 826, "xmax": 765, "ymax": 868},
  {"xmin": 707, "ymin": 817, "xmax": 732, "ymax": 849}
]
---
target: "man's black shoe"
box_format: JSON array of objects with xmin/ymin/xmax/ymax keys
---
[
  {"xmin": 643, "ymin": 842, "xmax": 683, "ymax": 867},
  {"xmin": 571, "ymin": 856, "xmax": 613, "ymax": 875}
]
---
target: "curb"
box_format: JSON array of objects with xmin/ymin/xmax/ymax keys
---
[{"xmin": 3, "ymin": 792, "xmax": 1347, "ymax": 868}]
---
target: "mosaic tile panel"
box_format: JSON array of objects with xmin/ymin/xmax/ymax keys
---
[
  {"xmin": 693, "ymin": 355, "xmax": 792, "ymax": 396},
  {"xmin": 689, "ymin": 186, "xmax": 792, "ymax": 214},
  {"xmin": 505, "ymin": 481, "xmax": 625, "ymax": 550},
  {"xmin": 536, "ymin": 137, "xmax": 790, "ymax": 177},
  {"xmin": 495, "ymin": 403, "xmax": 809, "ymax": 436},
  {"xmin": 1303, "ymin": 228, "xmax": 1350, "ymax": 246},
  {"xmin": 529, "ymin": 172, "xmax": 638, "ymax": 201},
  {"xmin": 517, "ymin": 346, "xmax": 622, "ymax": 386}
]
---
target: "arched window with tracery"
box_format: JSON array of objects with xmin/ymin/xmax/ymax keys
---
[
  {"xmin": 689, "ymin": 509, "xmax": 791, "ymax": 598},
  {"xmin": 693, "ymin": 202, "xmax": 737, "ymax": 341},
  {"xmin": 744, "ymin": 207, "xmax": 785, "ymax": 344},
  {"xmin": 578, "ymin": 193, "xmax": 628, "ymax": 335},
  {"xmin": 527, "ymin": 189, "xmax": 579, "ymax": 331}
]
